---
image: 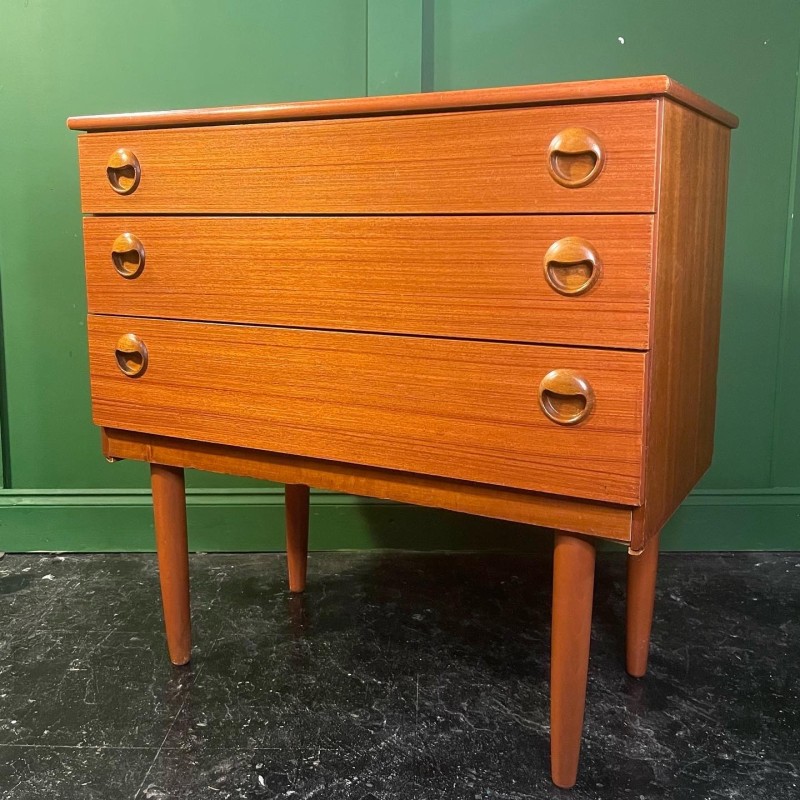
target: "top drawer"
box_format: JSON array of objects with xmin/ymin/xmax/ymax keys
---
[{"xmin": 77, "ymin": 101, "xmax": 659, "ymax": 214}]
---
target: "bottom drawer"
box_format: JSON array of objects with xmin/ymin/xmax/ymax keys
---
[{"xmin": 87, "ymin": 316, "xmax": 646, "ymax": 504}]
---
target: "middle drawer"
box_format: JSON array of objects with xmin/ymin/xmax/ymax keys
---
[{"xmin": 84, "ymin": 215, "xmax": 653, "ymax": 349}]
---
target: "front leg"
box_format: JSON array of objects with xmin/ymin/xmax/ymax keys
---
[
  {"xmin": 550, "ymin": 531, "xmax": 596, "ymax": 788},
  {"xmin": 150, "ymin": 463, "xmax": 191, "ymax": 665}
]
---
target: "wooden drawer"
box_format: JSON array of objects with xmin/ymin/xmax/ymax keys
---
[
  {"xmin": 87, "ymin": 315, "xmax": 647, "ymax": 504},
  {"xmin": 84, "ymin": 215, "xmax": 653, "ymax": 349},
  {"xmin": 77, "ymin": 101, "xmax": 658, "ymax": 214}
]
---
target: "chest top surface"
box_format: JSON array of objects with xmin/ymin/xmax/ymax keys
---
[{"xmin": 67, "ymin": 74, "xmax": 738, "ymax": 131}]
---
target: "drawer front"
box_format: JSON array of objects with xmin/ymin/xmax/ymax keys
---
[
  {"xmin": 84, "ymin": 215, "xmax": 653, "ymax": 349},
  {"xmin": 78, "ymin": 101, "xmax": 658, "ymax": 213},
  {"xmin": 88, "ymin": 316, "xmax": 646, "ymax": 504}
]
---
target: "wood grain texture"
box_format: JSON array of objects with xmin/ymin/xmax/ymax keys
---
[
  {"xmin": 631, "ymin": 100, "xmax": 732, "ymax": 550},
  {"xmin": 102, "ymin": 428, "xmax": 634, "ymax": 542},
  {"xmin": 66, "ymin": 75, "xmax": 738, "ymax": 131},
  {"xmin": 77, "ymin": 102, "xmax": 659, "ymax": 214},
  {"xmin": 84, "ymin": 215, "xmax": 654, "ymax": 349},
  {"xmin": 150, "ymin": 463, "xmax": 191, "ymax": 666},
  {"xmin": 87, "ymin": 315, "xmax": 647, "ymax": 504},
  {"xmin": 551, "ymin": 532, "xmax": 596, "ymax": 788}
]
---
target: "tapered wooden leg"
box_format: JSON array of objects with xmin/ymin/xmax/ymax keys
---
[
  {"xmin": 551, "ymin": 532, "xmax": 596, "ymax": 789},
  {"xmin": 626, "ymin": 532, "xmax": 660, "ymax": 678},
  {"xmin": 150, "ymin": 463, "xmax": 191, "ymax": 666},
  {"xmin": 285, "ymin": 483, "xmax": 310, "ymax": 593}
]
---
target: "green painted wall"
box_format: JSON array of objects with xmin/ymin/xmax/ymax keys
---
[{"xmin": 1, "ymin": 0, "xmax": 799, "ymax": 551}]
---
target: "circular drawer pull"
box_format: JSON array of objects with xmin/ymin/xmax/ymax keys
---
[
  {"xmin": 538, "ymin": 369, "xmax": 595, "ymax": 425},
  {"xmin": 111, "ymin": 233, "xmax": 145, "ymax": 278},
  {"xmin": 547, "ymin": 127, "xmax": 605, "ymax": 188},
  {"xmin": 115, "ymin": 333, "xmax": 148, "ymax": 377},
  {"xmin": 543, "ymin": 236, "xmax": 602, "ymax": 295},
  {"xmin": 106, "ymin": 148, "xmax": 141, "ymax": 195}
]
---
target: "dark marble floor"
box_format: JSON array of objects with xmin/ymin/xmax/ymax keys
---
[{"xmin": 0, "ymin": 551, "xmax": 798, "ymax": 799}]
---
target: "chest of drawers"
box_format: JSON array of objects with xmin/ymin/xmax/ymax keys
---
[{"xmin": 68, "ymin": 75, "xmax": 737, "ymax": 788}]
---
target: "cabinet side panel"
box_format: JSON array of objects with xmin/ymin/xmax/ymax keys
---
[{"xmin": 632, "ymin": 99, "xmax": 731, "ymax": 550}]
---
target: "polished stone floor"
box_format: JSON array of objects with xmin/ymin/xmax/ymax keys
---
[{"xmin": 0, "ymin": 550, "xmax": 798, "ymax": 799}]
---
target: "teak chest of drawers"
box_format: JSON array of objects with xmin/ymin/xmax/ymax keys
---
[{"xmin": 68, "ymin": 76, "xmax": 737, "ymax": 788}]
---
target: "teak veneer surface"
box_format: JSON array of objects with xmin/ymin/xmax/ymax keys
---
[
  {"xmin": 67, "ymin": 75, "xmax": 738, "ymax": 131},
  {"xmin": 88, "ymin": 315, "xmax": 647, "ymax": 505},
  {"xmin": 631, "ymin": 100, "xmax": 731, "ymax": 550},
  {"xmin": 84, "ymin": 215, "xmax": 654, "ymax": 349},
  {"xmin": 77, "ymin": 102, "xmax": 659, "ymax": 214},
  {"xmin": 102, "ymin": 428, "xmax": 634, "ymax": 542}
]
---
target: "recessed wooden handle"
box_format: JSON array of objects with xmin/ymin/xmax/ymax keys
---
[
  {"xmin": 547, "ymin": 127, "xmax": 605, "ymax": 188},
  {"xmin": 543, "ymin": 237, "xmax": 602, "ymax": 295},
  {"xmin": 106, "ymin": 148, "xmax": 141, "ymax": 195},
  {"xmin": 111, "ymin": 233, "xmax": 145, "ymax": 278},
  {"xmin": 115, "ymin": 333, "xmax": 148, "ymax": 377},
  {"xmin": 538, "ymin": 369, "xmax": 595, "ymax": 425}
]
